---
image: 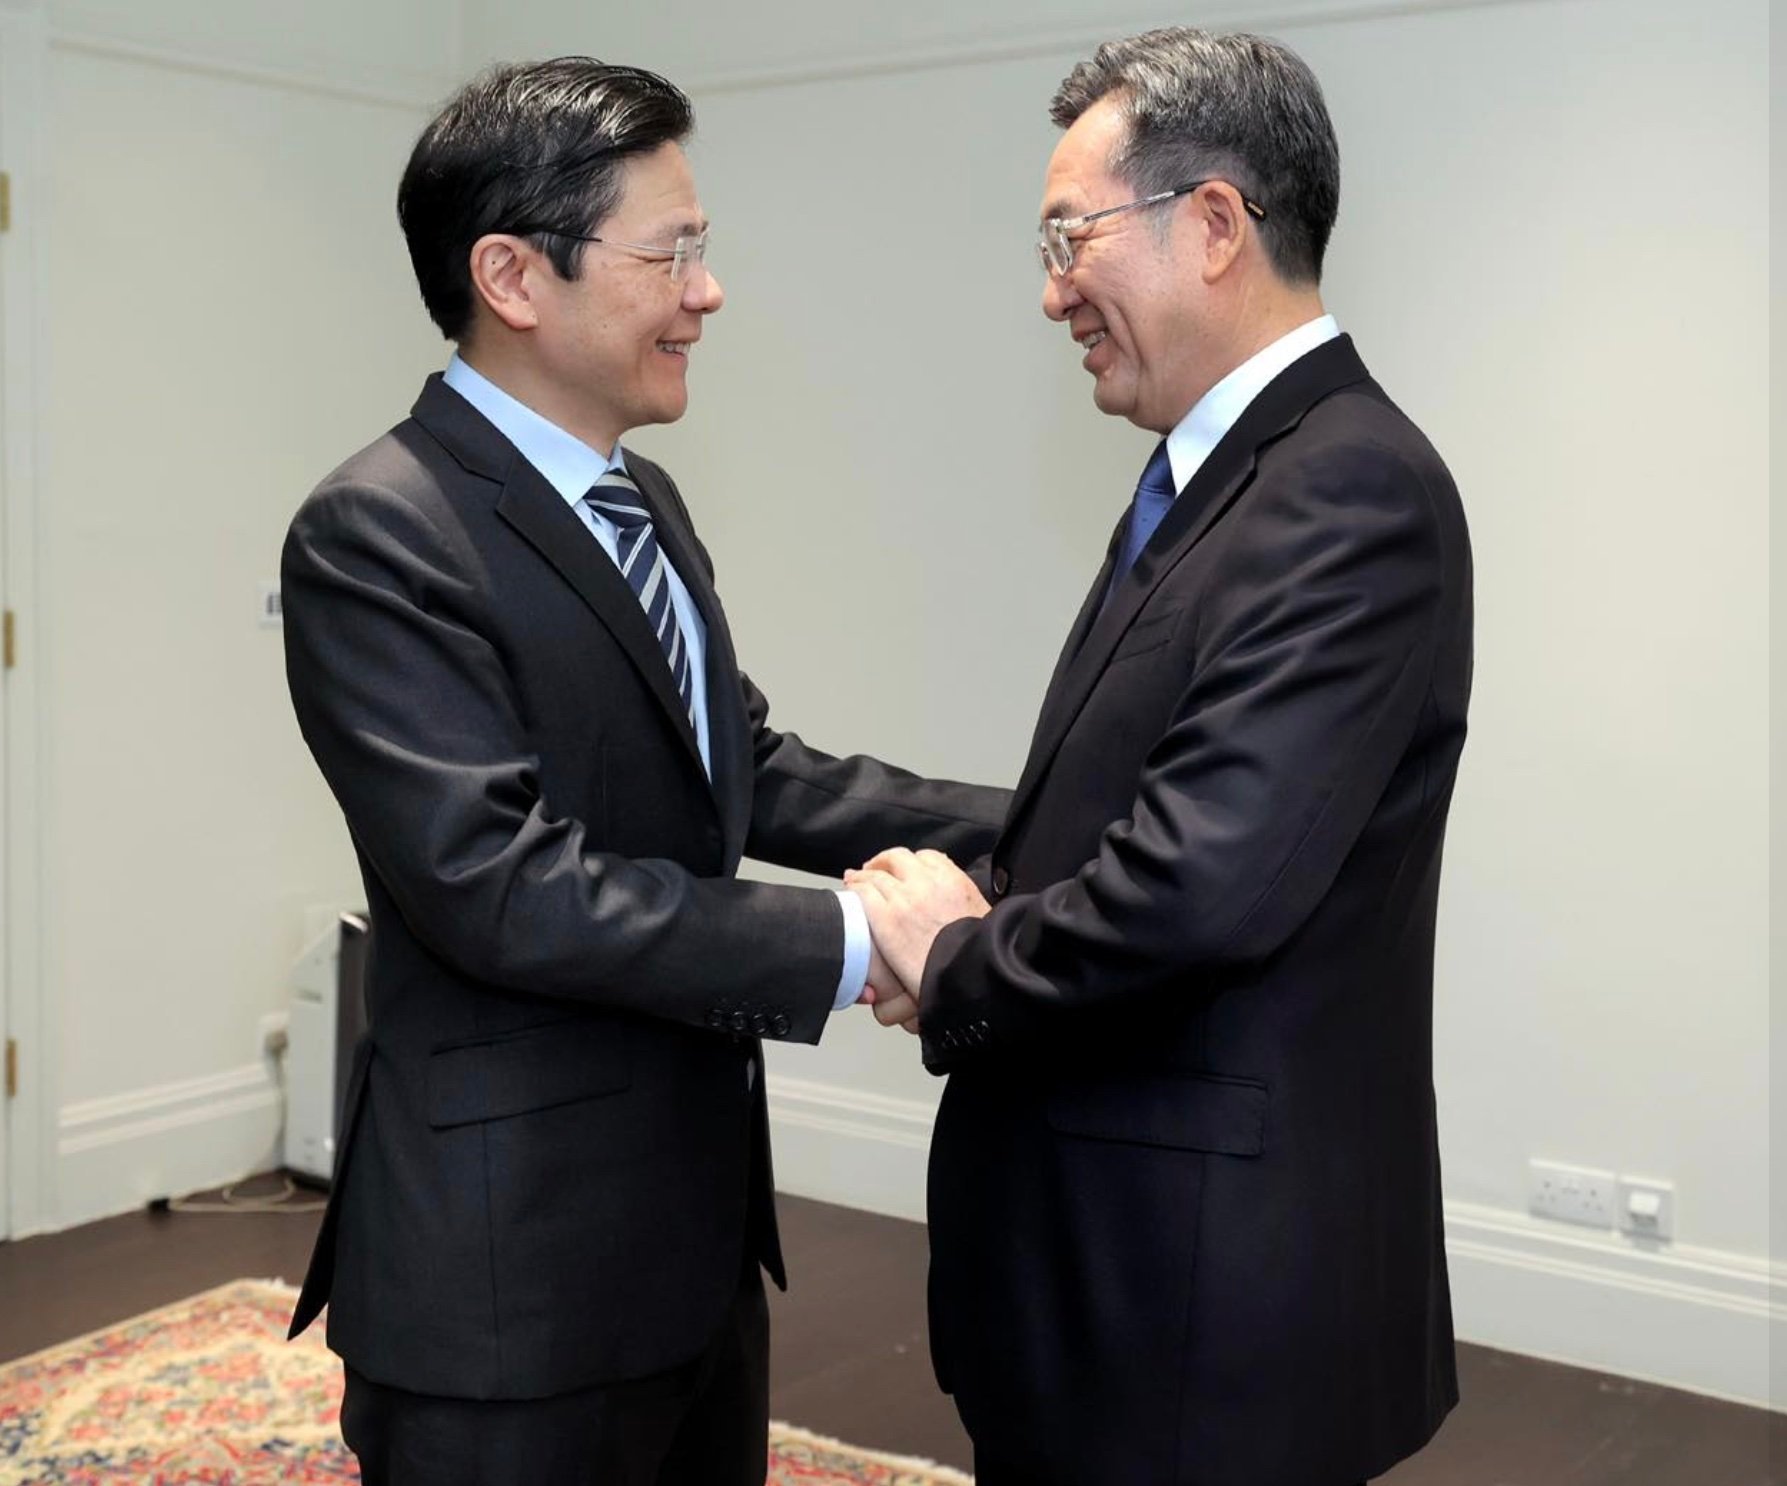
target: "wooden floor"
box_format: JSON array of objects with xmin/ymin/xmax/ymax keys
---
[{"xmin": 0, "ymin": 1182, "xmax": 1778, "ymax": 1484}]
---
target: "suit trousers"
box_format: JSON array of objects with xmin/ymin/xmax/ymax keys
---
[{"xmin": 341, "ymin": 1266, "xmax": 770, "ymax": 1486}]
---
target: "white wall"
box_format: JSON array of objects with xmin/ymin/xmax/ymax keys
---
[
  {"xmin": 3, "ymin": 0, "xmax": 447, "ymax": 1230},
  {"xmin": 1768, "ymin": 0, "xmax": 1783, "ymax": 1418},
  {"xmin": 47, "ymin": 0, "xmax": 459, "ymax": 103},
  {"xmin": 2, "ymin": 0, "xmax": 1773, "ymax": 1414},
  {"xmin": 462, "ymin": 0, "xmax": 1778, "ymax": 1406}
]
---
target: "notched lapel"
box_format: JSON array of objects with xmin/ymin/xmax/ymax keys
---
[{"xmin": 494, "ymin": 460, "xmax": 706, "ymax": 776}]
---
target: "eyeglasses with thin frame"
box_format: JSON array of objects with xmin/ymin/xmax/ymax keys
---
[
  {"xmin": 1037, "ymin": 179, "xmax": 1267, "ymax": 277},
  {"xmin": 508, "ymin": 224, "xmax": 711, "ymax": 283}
]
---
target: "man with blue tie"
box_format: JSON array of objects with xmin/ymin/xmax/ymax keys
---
[
  {"xmin": 279, "ymin": 57, "xmax": 1007, "ymax": 1486},
  {"xmin": 852, "ymin": 27, "xmax": 1473, "ymax": 1486}
]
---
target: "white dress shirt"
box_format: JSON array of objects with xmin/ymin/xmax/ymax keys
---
[{"xmin": 1162, "ymin": 314, "xmax": 1341, "ymax": 495}]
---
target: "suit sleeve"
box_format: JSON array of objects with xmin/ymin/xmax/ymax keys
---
[
  {"xmin": 282, "ymin": 479, "xmax": 843, "ymax": 1043},
  {"xmin": 742, "ymin": 678, "xmax": 1011, "ymax": 876},
  {"xmin": 919, "ymin": 440, "xmax": 1459, "ymax": 1067}
]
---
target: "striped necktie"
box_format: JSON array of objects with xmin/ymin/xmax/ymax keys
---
[{"xmin": 584, "ymin": 468, "xmax": 695, "ymax": 725}]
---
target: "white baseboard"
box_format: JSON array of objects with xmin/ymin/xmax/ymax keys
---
[
  {"xmin": 56, "ymin": 1061, "xmax": 284, "ymax": 1230},
  {"xmin": 767, "ymin": 1075, "xmax": 1785, "ymax": 1411},
  {"xmin": 48, "ymin": 1065, "xmax": 1782, "ymax": 1409},
  {"xmin": 766, "ymin": 1074, "xmax": 934, "ymax": 1223},
  {"xmin": 1443, "ymin": 1202, "xmax": 1784, "ymax": 1411}
]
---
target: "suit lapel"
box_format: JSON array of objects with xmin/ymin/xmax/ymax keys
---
[
  {"xmin": 410, "ymin": 379, "xmax": 710, "ymax": 780},
  {"xmin": 494, "ymin": 464, "xmax": 707, "ymax": 776},
  {"xmin": 626, "ymin": 458, "xmax": 754, "ymax": 866},
  {"xmin": 1003, "ymin": 336, "xmax": 1373, "ymax": 835},
  {"xmin": 1005, "ymin": 513, "xmax": 1125, "ymax": 819}
]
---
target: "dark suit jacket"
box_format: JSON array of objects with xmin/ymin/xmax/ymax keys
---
[
  {"xmin": 280, "ymin": 375, "xmax": 1008, "ymax": 1400},
  {"xmin": 919, "ymin": 337, "xmax": 1471, "ymax": 1486}
]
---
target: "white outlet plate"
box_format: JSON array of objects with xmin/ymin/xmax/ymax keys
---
[
  {"xmin": 1529, "ymin": 1159, "xmax": 1617, "ymax": 1228},
  {"xmin": 1617, "ymin": 1176, "xmax": 1675, "ymax": 1243}
]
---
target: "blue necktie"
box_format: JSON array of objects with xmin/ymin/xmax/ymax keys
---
[
  {"xmin": 1108, "ymin": 441, "xmax": 1177, "ymax": 595},
  {"xmin": 584, "ymin": 469, "xmax": 695, "ymax": 725}
]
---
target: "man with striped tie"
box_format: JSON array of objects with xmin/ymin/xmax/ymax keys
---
[{"xmin": 279, "ymin": 58, "xmax": 1008, "ymax": 1486}]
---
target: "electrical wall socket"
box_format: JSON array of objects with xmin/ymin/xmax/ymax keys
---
[{"xmin": 1529, "ymin": 1160, "xmax": 1617, "ymax": 1228}]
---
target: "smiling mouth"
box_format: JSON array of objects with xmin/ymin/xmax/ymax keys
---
[
  {"xmin": 1078, "ymin": 330, "xmax": 1107, "ymax": 351},
  {"xmin": 658, "ymin": 342, "xmax": 692, "ymax": 356}
]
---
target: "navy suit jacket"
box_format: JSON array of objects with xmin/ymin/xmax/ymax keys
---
[{"xmin": 919, "ymin": 338, "xmax": 1471, "ymax": 1485}]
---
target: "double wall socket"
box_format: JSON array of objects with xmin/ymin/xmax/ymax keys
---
[
  {"xmin": 1528, "ymin": 1161, "xmax": 1676, "ymax": 1242},
  {"xmin": 1529, "ymin": 1160, "xmax": 1617, "ymax": 1228}
]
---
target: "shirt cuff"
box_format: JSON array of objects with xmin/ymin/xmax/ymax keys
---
[{"xmin": 832, "ymin": 889, "xmax": 871, "ymax": 1012}]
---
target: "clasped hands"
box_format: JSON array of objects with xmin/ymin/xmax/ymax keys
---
[{"xmin": 844, "ymin": 848, "xmax": 990, "ymax": 1034}]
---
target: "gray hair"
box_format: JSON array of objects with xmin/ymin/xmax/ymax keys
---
[{"xmin": 1050, "ymin": 28, "xmax": 1339, "ymax": 285}]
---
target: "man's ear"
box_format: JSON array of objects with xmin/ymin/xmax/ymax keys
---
[
  {"xmin": 1193, "ymin": 183, "xmax": 1251, "ymax": 283},
  {"xmin": 468, "ymin": 234, "xmax": 542, "ymax": 333}
]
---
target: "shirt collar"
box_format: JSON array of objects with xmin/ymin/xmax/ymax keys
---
[
  {"xmin": 442, "ymin": 353, "xmax": 627, "ymax": 508},
  {"xmin": 1163, "ymin": 313, "xmax": 1341, "ymax": 495}
]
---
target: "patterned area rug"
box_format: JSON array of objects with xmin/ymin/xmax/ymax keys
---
[{"xmin": 0, "ymin": 1280, "xmax": 971, "ymax": 1485}]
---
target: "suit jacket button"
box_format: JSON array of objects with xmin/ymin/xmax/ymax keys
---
[
  {"xmin": 749, "ymin": 1012, "xmax": 769, "ymax": 1035},
  {"xmin": 772, "ymin": 1014, "xmax": 790, "ymax": 1037},
  {"xmin": 990, "ymin": 866, "xmax": 1011, "ymax": 898},
  {"xmin": 730, "ymin": 1011, "xmax": 750, "ymax": 1033},
  {"xmin": 707, "ymin": 1009, "xmax": 728, "ymax": 1029}
]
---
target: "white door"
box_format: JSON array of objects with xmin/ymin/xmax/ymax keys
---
[
  {"xmin": 0, "ymin": 13, "xmax": 16, "ymax": 1241},
  {"xmin": 0, "ymin": 31, "xmax": 13, "ymax": 1243},
  {"xmin": 0, "ymin": 9, "xmax": 45, "ymax": 1242}
]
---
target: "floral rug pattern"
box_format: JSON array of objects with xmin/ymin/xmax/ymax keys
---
[{"xmin": 0, "ymin": 1281, "xmax": 970, "ymax": 1485}]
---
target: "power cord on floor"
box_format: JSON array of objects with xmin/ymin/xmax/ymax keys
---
[{"xmin": 164, "ymin": 1174, "xmax": 328, "ymax": 1215}]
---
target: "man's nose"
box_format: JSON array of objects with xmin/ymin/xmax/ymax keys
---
[
  {"xmin": 1042, "ymin": 269, "xmax": 1079, "ymax": 321},
  {"xmin": 687, "ymin": 265, "xmax": 724, "ymax": 313}
]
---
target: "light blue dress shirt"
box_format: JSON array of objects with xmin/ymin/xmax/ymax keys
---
[{"xmin": 441, "ymin": 356, "xmax": 869, "ymax": 1012}]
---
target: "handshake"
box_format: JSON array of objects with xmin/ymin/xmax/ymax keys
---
[{"xmin": 843, "ymin": 848, "xmax": 992, "ymax": 1034}]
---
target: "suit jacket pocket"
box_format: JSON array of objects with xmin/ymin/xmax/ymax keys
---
[
  {"xmin": 1108, "ymin": 605, "xmax": 1183, "ymax": 663},
  {"xmin": 426, "ymin": 1018, "xmax": 631, "ymax": 1128},
  {"xmin": 1046, "ymin": 1070, "xmax": 1266, "ymax": 1156}
]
